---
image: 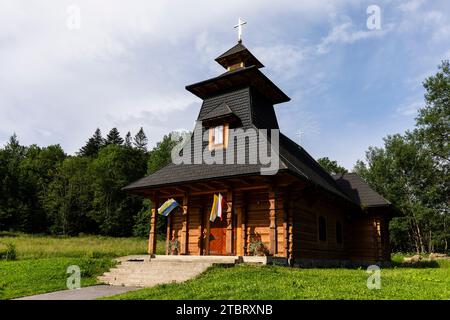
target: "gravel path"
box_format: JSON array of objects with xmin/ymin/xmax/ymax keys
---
[{"xmin": 14, "ymin": 285, "xmax": 140, "ymax": 300}]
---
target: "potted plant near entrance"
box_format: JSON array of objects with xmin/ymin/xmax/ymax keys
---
[
  {"xmin": 169, "ymin": 239, "xmax": 180, "ymax": 255},
  {"xmin": 249, "ymin": 239, "xmax": 268, "ymax": 256}
]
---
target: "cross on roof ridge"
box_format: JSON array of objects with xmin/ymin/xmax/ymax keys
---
[{"xmin": 234, "ymin": 17, "xmax": 247, "ymax": 43}]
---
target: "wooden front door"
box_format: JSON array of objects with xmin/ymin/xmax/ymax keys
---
[{"xmin": 209, "ymin": 217, "xmax": 227, "ymax": 255}]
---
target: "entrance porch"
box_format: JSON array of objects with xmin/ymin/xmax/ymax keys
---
[{"xmin": 145, "ymin": 174, "xmax": 302, "ymax": 259}]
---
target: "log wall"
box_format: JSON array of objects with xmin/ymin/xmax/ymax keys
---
[
  {"xmin": 160, "ymin": 185, "xmax": 390, "ymax": 262},
  {"xmin": 291, "ymin": 192, "xmax": 348, "ymax": 260}
]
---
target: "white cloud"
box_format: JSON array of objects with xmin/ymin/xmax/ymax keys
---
[
  {"xmin": 396, "ymin": 100, "xmax": 423, "ymax": 117},
  {"xmin": 253, "ymin": 44, "xmax": 306, "ymax": 81},
  {"xmin": 398, "ymin": 0, "xmax": 426, "ymax": 12},
  {"xmin": 0, "ymin": 0, "xmax": 359, "ymax": 152},
  {"xmin": 316, "ymin": 20, "xmax": 392, "ymax": 54},
  {"xmin": 0, "ymin": 0, "xmax": 447, "ymax": 173}
]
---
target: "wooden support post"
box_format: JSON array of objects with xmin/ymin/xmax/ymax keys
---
[
  {"xmin": 205, "ymin": 210, "xmax": 211, "ymax": 255},
  {"xmin": 288, "ymin": 197, "xmax": 295, "ymax": 265},
  {"xmin": 148, "ymin": 195, "xmax": 159, "ymax": 255},
  {"xmin": 181, "ymin": 193, "xmax": 189, "ymax": 255},
  {"xmin": 269, "ymin": 189, "xmax": 277, "ymax": 255},
  {"xmin": 166, "ymin": 214, "xmax": 171, "ymax": 255},
  {"xmin": 198, "ymin": 207, "xmax": 203, "ymax": 255},
  {"xmin": 242, "ymin": 204, "xmax": 247, "ymax": 256},
  {"xmin": 236, "ymin": 206, "xmax": 243, "ymax": 256},
  {"xmin": 226, "ymin": 189, "xmax": 233, "ymax": 255},
  {"xmin": 283, "ymin": 195, "xmax": 289, "ymax": 258}
]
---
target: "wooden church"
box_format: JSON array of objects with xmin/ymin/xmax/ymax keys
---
[{"xmin": 124, "ymin": 34, "xmax": 393, "ymax": 265}]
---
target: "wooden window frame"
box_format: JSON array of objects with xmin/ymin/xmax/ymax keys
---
[
  {"xmin": 335, "ymin": 220, "xmax": 343, "ymax": 246},
  {"xmin": 317, "ymin": 215, "xmax": 327, "ymax": 243},
  {"xmin": 208, "ymin": 123, "xmax": 229, "ymax": 151}
]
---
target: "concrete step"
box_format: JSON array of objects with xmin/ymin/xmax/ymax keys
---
[
  {"xmin": 103, "ymin": 270, "xmax": 204, "ymax": 279},
  {"xmin": 98, "ymin": 276, "xmax": 195, "ymax": 286},
  {"xmin": 99, "ymin": 276, "xmax": 194, "ymax": 283},
  {"xmin": 117, "ymin": 262, "xmax": 212, "ymax": 267},
  {"xmin": 98, "ymin": 256, "xmax": 223, "ymax": 287},
  {"xmin": 105, "ymin": 269, "xmax": 208, "ymax": 276}
]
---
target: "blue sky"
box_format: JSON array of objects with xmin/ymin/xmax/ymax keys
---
[{"xmin": 1, "ymin": 0, "xmax": 449, "ymax": 169}]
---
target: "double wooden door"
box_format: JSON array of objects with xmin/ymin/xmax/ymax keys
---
[{"xmin": 209, "ymin": 217, "xmax": 227, "ymax": 255}]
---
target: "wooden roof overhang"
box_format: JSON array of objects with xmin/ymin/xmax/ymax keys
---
[
  {"xmin": 284, "ymin": 169, "xmax": 363, "ymax": 214},
  {"xmin": 185, "ymin": 66, "xmax": 290, "ymax": 105},
  {"xmin": 198, "ymin": 103, "xmax": 241, "ymax": 127},
  {"xmin": 124, "ymin": 169, "xmax": 304, "ymax": 199},
  {"xmin": 200, "ymin": 114, "xmax": 241, "ymax": 128}
]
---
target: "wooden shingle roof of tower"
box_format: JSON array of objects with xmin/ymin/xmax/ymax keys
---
[{"xmin": 215, "ymin": 42, "xmax": 264, "ymax": 69}]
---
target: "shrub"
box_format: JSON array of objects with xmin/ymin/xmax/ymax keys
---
[
  {"xmin": 249, "ymin": 240, "xmax": 268, "ymax": 256},
  {"xmin": 0, "ymin": 242, "xmax": 17, "ymax": 261}
]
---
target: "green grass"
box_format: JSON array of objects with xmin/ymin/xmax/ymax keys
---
[
  {"xmin": 1, "ymin": 233, "xmax": 448, "ymax": 300},
  {"xmin": 109, "ymin": 260, "xmax": 450, "ymax": 300},
  {"xmin": 0, "ymin": 233, "xmax": 165, "ymax": 259},
  {"xmin": 0, "ymin": 233, "xmax": 165, "ymax": 299},
  {"xmin": 0, "ymin": 257, "xmax": 115, "ymax": 299}
]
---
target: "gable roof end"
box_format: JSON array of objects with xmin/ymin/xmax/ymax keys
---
[{"xmin": 332, "ymin": 173, "xmax": 390, "ymax": 207}]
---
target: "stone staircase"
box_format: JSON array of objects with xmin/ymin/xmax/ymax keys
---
[{"xmin": 98, "ymin": 255, "xmax": 242, "ymax": 287}]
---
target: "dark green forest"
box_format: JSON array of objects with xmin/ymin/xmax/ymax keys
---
[
  {"xmin": 319, "ymin": 61, "xmax": 449, "ymax": 254},
  {"xmin": 0, "ymin": 61, "xmax": 448, "ymax": 254},
  {"xmin": 0, "ymin": 126, "xmax": 178, "ymax": 238}
]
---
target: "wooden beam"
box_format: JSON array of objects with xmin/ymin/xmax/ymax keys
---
[
  {"xmin": 242, "ymin": 203, "xmax": 247, "ymax": 256},
  {"xmin": 181, "ymin": 193, "xmax": 190, "ymax": 255},
  {"xmin": 283, "ymin": 191, "xmax": 289, "ymax": 258},
  {"xmin": 234, "ymin": 178, "xmax": 252, "ymax": 186},
  {"xmin": 210, "ymin": 181, "xmax": 229, "ymax": 189},
  {"xmin": 197, "ymin": 183, "xmax": 216, "ymax": 191},
  {"xmin": 205, "ymin": 207, "xmax": 211, "ymax": 255},
  {"xmin": 226, "ymin": 189, "xmax": 233, "ymax": 255},
  {"xmin": 174, "ymin": 187, "xmax": 189, "ymax": 194},
  {"xmin": 236, "ymin": 206, "xmax": 243, "ymax": 256},
  {"xmin": 268, "ymin": 188, "xmax": 277, "ymax": 255},
  {"xmin": 166, "ymin": 213, "xmax": 172, "ymax": 255},
  {"xmin": 288, "ymin": 197, "xmax": 295, "ymax": 265},
  {"xmin": 190, "ymin": 189, "xmax": 227, "ymax": 196},
  {"xmin": 234, "ymin": 184, "xmax": 270, "ymax": 192},
  {"xmin": 198, "ymin": 206, "xmax": 203, "ymax": 255},
  {"xmin": 148, "ymin": 194, "xmax": 159, "ymax": 255}
]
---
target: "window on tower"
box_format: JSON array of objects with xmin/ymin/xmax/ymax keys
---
[
  {"xmin": 214, "ymin": 125, "xmax": 224, "ymax": 145},
  {"xmin": 209, "ymin": 124, "xmax": 228, "ymax": 150}
]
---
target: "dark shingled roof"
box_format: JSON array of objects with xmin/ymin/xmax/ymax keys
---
[
  {"xmin": 198, "ymin": 102, "xmax": 235, "ymax": 121},
  {"xmin": 123, "ymin": 129, "xmax": 354, "ymax": 204},
  {"xmin": 332, "ymin": 173, "xmax": 390, "ymax": 207},
  {"xmin": 215, "ymin": 42, "xmax": 247, "ymax": 59},
  {"xmin": 123, "ymin": 163, "xmax": 274, "ymax": 191},
  {"xmin": 185, "ymin": 66, "xmax": 290, "ymax": 104},
  {"xmin": 215, "ymin": 42, "xmax": 264, "ymax": 69},
  {"xmin": 277, "ymin": 133, "xmax": 352, "ymax": 202}
]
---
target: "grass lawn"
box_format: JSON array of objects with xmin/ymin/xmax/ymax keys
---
[
  {"xmin": 1, "ymin": 234, "xmax": 449, "ymax": 300},
  {"xmin": 0, "ymin": 233, "xmax": 165, "ymax": 259},
  {"xmin": 109, "ymin": 258, "xmax": 450, "ymax": 300},
  {"xmin": 0, "ymin": 257, "xmax": 114, "ymax": 300},
  {"xmin": 0, "ymin": 233, "xmax": 166, "ymax": 299}
]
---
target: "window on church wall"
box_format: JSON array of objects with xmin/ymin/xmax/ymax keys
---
[
  {"xmin": 209, "ymin": 124, "xmax": 228, "ymax": 150},
  {"xmin": 336, "ymin": 221, "xmax": 343, "ymax": 244},
  {"xmin": 318, "ymin": 216, "xmax": 327, "ymax": 242}
]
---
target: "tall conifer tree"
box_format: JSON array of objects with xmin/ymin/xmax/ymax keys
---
[
  {"xmin": 78, "ymin": 128, "xmax": 104, "ymax": 157},
  {"xmin": 105, "ymin": 128, "xmax": 124, "ymax": 145}
]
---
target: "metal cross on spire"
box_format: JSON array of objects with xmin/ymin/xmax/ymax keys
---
[{"xmin": 234, "ymin": 17, "xmax": 247, "ymax": 43}]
